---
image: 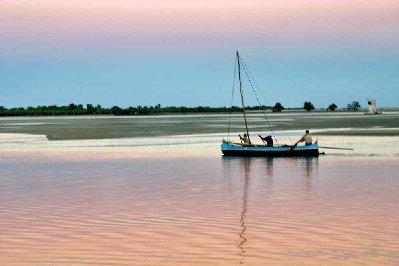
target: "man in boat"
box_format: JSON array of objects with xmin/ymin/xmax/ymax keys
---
[
  {"xmin": 239, "ymin": 133, "xmax": 251, "ymax": 145},
  {"xmin": 298, "ymin": 130, "xmax": 312, "ymax": 145},
  {"xmin": 259, "ymin": 134, "xmax": 273, "ymax": 147}
]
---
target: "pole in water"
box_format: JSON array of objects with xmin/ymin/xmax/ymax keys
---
[{"xmin": 318, "ymin": 146, "xmax": 354, "ymax": 151}]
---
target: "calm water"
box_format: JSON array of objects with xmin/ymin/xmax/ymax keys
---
[{"xmin": 1, "ymin": 133, "xmax": 399, "ymax": 265}]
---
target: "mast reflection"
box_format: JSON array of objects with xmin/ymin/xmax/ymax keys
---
[
  {"xmin": 238, "ymin": 158, "xmax": 251, "ymax": 264},
  {"xmin": 221, "ymin": 156, "xmax": 252, "ymax": 264},
  {"xmin": 222, "ymin": 156, "xmax": 277, "ymax": 264}
]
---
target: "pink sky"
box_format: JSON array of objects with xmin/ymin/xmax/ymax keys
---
[{"xmin": 1, "ymin": 0, "xmax": 398, "ymax": 50}]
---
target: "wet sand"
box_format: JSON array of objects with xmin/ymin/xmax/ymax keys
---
[{"xmin": 1, "ymin": 111, "xmax": 398, "ymax": 140}]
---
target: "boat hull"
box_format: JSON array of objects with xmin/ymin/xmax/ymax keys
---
[{"xmin": 221, "ymin": 143, "xmax": 319, "ymax": 157}]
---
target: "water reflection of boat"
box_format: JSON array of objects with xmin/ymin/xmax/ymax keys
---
[
  {"xmin": 295, "ymin": 157, "xmax": 319, "ymax": 193},
  {"xmin": 222, "ymin": 156, "xmax": 320, "ymax": 263},
  {"xmin": 221, "ymin": 52, "xmax": 319, "ymax": 157},
  {"xmin": 238, "ymin": 158, "xmax": 250, "ymax": 264},
  {"xmin": 221, "ymin": 157, "xmax": 251, "ymax": 263}
]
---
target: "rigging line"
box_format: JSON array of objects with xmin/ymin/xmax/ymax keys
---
[
  {"xmin": 242, "ymin": 61, "xmax": 270, "ymax": 106},
  {"xmin": 241, "ymin": 60, "xmax": 294, "ymax": 145},
  {"xmin": 239, "ymin": 58, "xmax": 278, "ymax": 144},
  {"xmin": 227, "ymin": 55, "xmax": 237, "ymax": 140}
]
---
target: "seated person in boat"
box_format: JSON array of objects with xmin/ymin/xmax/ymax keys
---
[
  {"xmin": 298, "ymin": 130, "xmax": 312, "ymax": 145},
  {"xmin": 239, "ymin": 133, "xmax": 251, "ymax": 145},
  {"xmin": 259, "ymin": 134, "xmax": 273, "ymax": 147}
]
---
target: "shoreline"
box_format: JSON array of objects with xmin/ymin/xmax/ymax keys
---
[
  {"xmin": 1, "ymin": 133, "xmax": 399, "ymax": 160},
  {"xmin": 1, "ymin": 112, "xmax": 398, "ymax": 140},
  {"xmin": 1, "ymin": 107, "xmax": 399, "ymax": 118}
]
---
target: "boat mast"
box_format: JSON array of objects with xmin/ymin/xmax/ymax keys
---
[{"xmin": 237, "ymin": 51, "xmax": 251, "ymax": 144}]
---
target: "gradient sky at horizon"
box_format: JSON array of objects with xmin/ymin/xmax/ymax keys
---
[{"xmin": 1, "ymin": 0, "xmax": 398, "ymax": 108}]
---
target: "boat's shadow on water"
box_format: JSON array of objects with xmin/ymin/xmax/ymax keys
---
[
  {"xmin": 221, "ymin": 156, "xmax": 319, "ymax": 264},
  {"xmin": 221, "ymin": 155, "xmax": 319, "ymax": 180}
]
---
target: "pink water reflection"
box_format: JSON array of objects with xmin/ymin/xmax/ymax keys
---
[{"xmin": 0, "ymin": 151, "xmax": 398, "ymax": 265}]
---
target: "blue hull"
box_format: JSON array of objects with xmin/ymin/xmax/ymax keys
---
[{"xmin": 221, "ymin": 143, "xmax": 319, "ymax": 157}]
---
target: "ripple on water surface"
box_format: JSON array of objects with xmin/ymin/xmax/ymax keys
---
[{"xmin": 0, "ymin": 150, "xmax": 398, "ymax": 265}]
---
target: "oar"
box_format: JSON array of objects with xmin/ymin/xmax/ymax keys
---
[
  {"xmin": 318, "ymin": 146, "xmax": 354, "ymax": 151},
  {"xmin": 288, "ymin": 141, "xmax": 299, "ymax": 152},
  {"xmin": 258, "ymin": 134, "xmax": 266, "ymax": 145}
]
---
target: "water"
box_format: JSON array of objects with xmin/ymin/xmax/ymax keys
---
[{"xmin": 1, "ymin": 132, "xmax": 399, "ymax": 265}]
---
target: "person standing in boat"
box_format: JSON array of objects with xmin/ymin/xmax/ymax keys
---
[
  {"xmin": 239, "ymin": 133, "xmax": 251, "ymax": 145},
  {"xmin": 298, "ymin": 130, "xmax": 312, "ymax": 145},
  {"xmin": 259, "ymin": 134, "xmax": 273, "ymax": 147}
]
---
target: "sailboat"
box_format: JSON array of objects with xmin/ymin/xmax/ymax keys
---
[{"xmin": 221, "ymin": 52, "xmax": 320, "ymax": 157}]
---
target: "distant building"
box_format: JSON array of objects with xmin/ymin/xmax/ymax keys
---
[{"xmin": 366, "ymin": 99, "xmax": 382, "ymax": 115}]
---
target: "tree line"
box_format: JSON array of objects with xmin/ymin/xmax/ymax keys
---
[
  {"xmin": 0, "ymin": 101, "xmax": 362, "ymax": 116},
  {"xmin": 0, "ymin": 103, "xmax": 272, "ymax": 116},
  {"xmin": 271, "ymin": 101, "xmax": 361, "ymax": 112}
]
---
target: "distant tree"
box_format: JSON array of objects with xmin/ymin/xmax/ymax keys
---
[
  {"xmin": 111, "ymin": 106, "xmax": 123, "ymax": 115},
  {"xmin": 272, "ymin": 102, "xmax": 285, "ymax": 112},
  {"xmin": 303, "ymin": 101, "xmax": 315, "ymax": 111},
  {"xmin": 86, "ymin": 104, "xmax": 95, "ymax": 114},
  {"xmin": 126, "ymin": 106, "xmax": 136, "ymax": 115},
  {"xmin": 1, "ymin": 103, "xmax": 318, "ymax": 116},
  {"xmin": 67, "ymin": 103, "xmax": 77, "ymax": 115},
  {"xmin": 17, "ymin": 107, "xmax": 26, "ymax": 115},
  {"xmin": 27, "ymin": 106, "xmax": 35, "ymax": 115},
  {"xmin": 0, "ymin": 106, "xmax": 5, "ymax": 116},
  {"xmin": 327, "ymin": 103, "xmax": 337, "ymax": 111},
  {"xmin": 94, "ymin": 104, "xmax": 102, "ymax": 114},
  {"xmin": 180, "ymin": 106, "xmax": 188, "ymax": 113},
  {"xmin": 137, "ymin": 105, "xmax": 149, "ymax": 115},
  {"xmin": 347, "ymin": 101, "xmax": 361, "ymax": 111}
]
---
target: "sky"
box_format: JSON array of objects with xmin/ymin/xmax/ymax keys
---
[{"xmin": 1, "ymin": 0, "xmax": 398, "ymax": 108}]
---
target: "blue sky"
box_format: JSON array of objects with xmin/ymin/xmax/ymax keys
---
[{"xmin": 1, "ymin": 0, "xmax": 398, "ymax": 108}]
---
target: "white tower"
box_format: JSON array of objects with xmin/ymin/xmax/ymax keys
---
[
  {"xmin": 368, "ymin": 99, "xmax": 377, "ymax": 114},
  {"xmin": 366, "ymin": 99, "xmax": 381, "ymax": 114}
]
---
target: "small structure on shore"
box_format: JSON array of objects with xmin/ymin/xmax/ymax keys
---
[{"xmin": 366, "ymin": 99, "xmax": 382, "ymax": 115}]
